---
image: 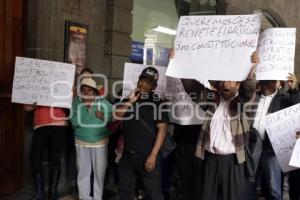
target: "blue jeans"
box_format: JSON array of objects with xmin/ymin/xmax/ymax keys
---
[{"xmin": 258, "ymin": 150, "xmax": 282, "ymax": 200}]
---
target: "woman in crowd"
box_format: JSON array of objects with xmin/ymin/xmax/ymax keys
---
[
  {"xmin": 24, "ymin": 104, "xmax": 68, "ymax": 200},
  {"xmin": 70, "ymin": 77, "xmax": 112, "ymax": 200}
]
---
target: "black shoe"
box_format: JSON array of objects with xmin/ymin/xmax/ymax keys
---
[
  {"xmin": 48, "ymin": 170, "xmax": 60, "ymax": 200},
  {"xmin": 31, "ymin": 173, "xmax": 46, "ymax": 200},
  {"xmin": 31, "ymin": 192, "xmax": 46, "ymax": 200}
]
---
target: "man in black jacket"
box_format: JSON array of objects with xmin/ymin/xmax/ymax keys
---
[{"xmin": 250, "ymin": 75, "xmax": 300, "ymax": 200}]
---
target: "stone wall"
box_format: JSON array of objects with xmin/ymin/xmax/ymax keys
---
[
  {"xmin": 226, "ymin": 0, "xmax": 300, "ymax": 76},
  {"xmin": 104, "ymin": 0, "xmax": 133, "ymax": 98},
  {"xmin": 27, "ymin": 0, "xmax": 106, "ymax": 73}
]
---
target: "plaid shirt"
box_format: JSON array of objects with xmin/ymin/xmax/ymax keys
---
[
  {"xmin": 195, "ymin": 97, "xmax": 252, "ymax": 164},
  {"xmin": 182, "ymin": 78, "xmax": 256, "ymax": 164}
]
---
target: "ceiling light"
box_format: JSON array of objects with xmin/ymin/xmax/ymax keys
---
[{"xmin": 152, "ymin": 26, "xmax": 177, "ymax": 36}]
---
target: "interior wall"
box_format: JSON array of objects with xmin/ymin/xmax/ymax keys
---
[{"xmin": 132, "ymin": 0, "xmax": 178, "ymax": 48}]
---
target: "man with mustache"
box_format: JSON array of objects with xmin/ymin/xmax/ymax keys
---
[{"xmin": 177, "ymin": 51, "xmax": 259, "ymax": 200}]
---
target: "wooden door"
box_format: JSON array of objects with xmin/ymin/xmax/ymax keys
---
[{"xmin": 0, "ymin": 0, "xmax": 25, "ymax": 195}]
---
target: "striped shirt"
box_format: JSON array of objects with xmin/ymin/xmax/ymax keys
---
[{"xmin": 206, "ymin": 94, "xmax": 238, "ymax": 154}]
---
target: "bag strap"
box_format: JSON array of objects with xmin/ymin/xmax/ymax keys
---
[{"xmin": 139, "ymin": 117, "xmax": 156, "ymax": 139}]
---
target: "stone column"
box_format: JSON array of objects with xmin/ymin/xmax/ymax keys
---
[{"xmin": 104, "ymin": 0, "xmax": 133, "ymax": 99}]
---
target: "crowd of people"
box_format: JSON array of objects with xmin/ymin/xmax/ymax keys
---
[{"xmin": 24, "ymin": 49, "xmax": 300, "ymax": 200}]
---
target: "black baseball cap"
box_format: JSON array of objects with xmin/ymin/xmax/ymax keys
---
[{"xmin": 139, "ymin": 67, "xmax": 159, "ymax": 85}]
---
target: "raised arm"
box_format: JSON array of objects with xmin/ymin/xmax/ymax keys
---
[{"xmin": 239, "ymin": 51, "xmax": 259, "ymax": 103}]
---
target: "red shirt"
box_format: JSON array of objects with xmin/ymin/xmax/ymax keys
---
[{"xmin": 34, "ymin": 106, "xmax": 66, "ymax": 126}]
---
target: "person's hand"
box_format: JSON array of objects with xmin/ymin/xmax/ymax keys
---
[
  {"xmin": 24, "ymin": 102, "xmax": 37, "ymax": 111},
  {"xmin": 32, "ymin": 101, "xmax": 37, "ymax": 107},
  {"xmin": 144, "ymin": 153, "xmax": 157, "ymax": 172},
  {"xmin": 95, "ymin": 110, "xmax": 104, "ymax": 120},
  {"xmin": 128, "ymin": 89, "xmax": 141, "ymax": 104},
  {"xmin": 168, "ymin": 48, "xmax": 175, "ymax": 59},
  {"xmin": 251, "ymin": 51, "xmax": 260, "ymax": 66},
  {"xmin": 73, "ymin": 86, "xmax": 77, "ymax": 97},
  {"xmin": 247, "ymin": 66, "xmax": 256, "ymax": 79},
  {"xmin": 29, "ymin": 102, "xmax": 38, "ymax": 109},
  {"xmin": 296, "ymin": 131, "xmax": 300, "ymax": 140},
  {"xmin": 287, "ymin": 73, "xmax": 297, "ymax": 90}
]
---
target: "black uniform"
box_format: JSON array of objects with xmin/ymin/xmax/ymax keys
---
[{"xmin": 118, "ymin": 95, "xmax": 169, "ymax": 200}]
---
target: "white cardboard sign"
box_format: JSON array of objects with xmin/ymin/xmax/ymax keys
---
[
  {"xmin": 266, "ymin": 103, "xmax": 300, "ymax": 172},
  {"xmin": 11, "ymin": 57, "xmax": 75, "ymax": 108},
  {"xmin": 166, "ymin": 14, "xmax": 261, "ymax": 81},
  {"xmin": 122, "ymin": 63, "xmax": 167, "ymax": 98},
  {"xmin": 256, "ymin": 28, "xmax": 296, "ymax": 80},
  {"xmin": 166, "ymin": 77, "xmax": 207, "ymax": 125}
]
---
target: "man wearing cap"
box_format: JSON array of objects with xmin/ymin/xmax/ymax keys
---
[
  {"xmin": 114, "ymin": 67, "xmax": 169, "ymax": 200},
  {"xmin": 70, "ymin": 78, "xmax": 113, "ymax": 200}
]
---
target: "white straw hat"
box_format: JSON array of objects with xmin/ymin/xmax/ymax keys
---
[{"xmin": 81, "ymin": 78, "xmax": 98, "ymax": 92}]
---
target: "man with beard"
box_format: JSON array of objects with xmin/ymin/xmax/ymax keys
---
[{"xmin": 178, "ymin": 52, "xmax": 259, "ymax": 200}]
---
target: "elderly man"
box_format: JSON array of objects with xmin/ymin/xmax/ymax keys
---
[{"xmin": 177, "ymin": 51, "xmax": 259, "ymax": 200}]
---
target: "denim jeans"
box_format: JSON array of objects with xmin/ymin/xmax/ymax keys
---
[{"xmin": 258, "ymin": 150, "xmax": 282, "ymax": 200}]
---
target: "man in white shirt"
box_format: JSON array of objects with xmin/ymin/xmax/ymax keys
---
[
  {"xmin": 250, "ymin": 75, "xmax": 299, "ymax": 200},
  {"xmin": 182, "ymin": 52, "xmax": 259, "ymax": 200}
]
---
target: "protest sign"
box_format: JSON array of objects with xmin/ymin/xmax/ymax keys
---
[
  {"xmin": 122, "ymin": 63, "xmax": 167, "ymax": 98},
  {"xmin": 266, "ymin": 103, "xmax": 300, "ymax": 172},
  {"xmin": 289, "ymin": 139, "xmax": 300, "ymax": 168},
  {"xmin": 11, "ymin": 57, "xmax": 75, "ymax": 108},
  {"xmin": 166, "ymin": 14, "xmax": 261, "ymax": 81},
  {"xmin": 166, "ymin": 77, "xmax": 207, "ymax": 125},
  {"xmin": 256, "ymin": 28, "xmax": 296, "ymax": 80}
]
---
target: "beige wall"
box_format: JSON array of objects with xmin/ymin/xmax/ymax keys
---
[
  {"xmin": 132, "ymin": 0, "xmax": 177, "ymax": 47},
  {"xmin": 226, "ymin": 0, "xmax": 300, "ymax": 77}
]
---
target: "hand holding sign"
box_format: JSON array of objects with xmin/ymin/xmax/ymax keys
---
[
  {"xmin": 251, "ymin": 51, "xmax": 260, "ymax": 66},
  {"xmin": 287, "ymin": 73, "xmax": 297, "ymax": 90},
  {"xmin": 168, "ymin": 48, "xmax": 175, "ymax": 60},
  {"xmin": 23, "ymin": 102, "xmax": 37, "ymax": 112},
  {"xmin": 297, "ymin": 132, "xmax": 300, "ymax": 139},
  {"xmin": 289, "ymin": 137, "xmax": 300, "ymax": 169},
  {"xmin": 247, "ymin": 51, "xmax": 260, "ymax": 79},
  {"xmin": 266, "ymin": 103, "xmax": 300, "ymax": 172}
]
